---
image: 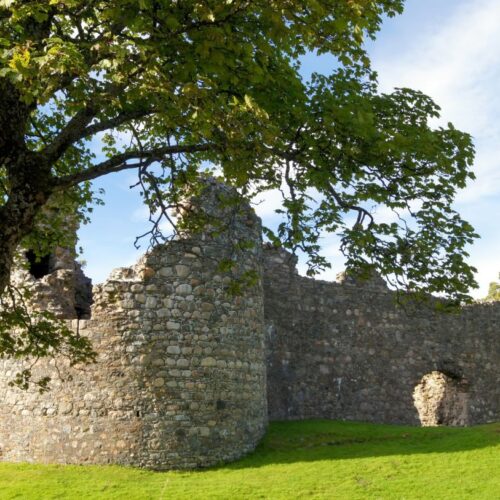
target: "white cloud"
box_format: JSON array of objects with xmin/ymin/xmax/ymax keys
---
[
  {"xmin": 252, "ymin": 189, "xmax": 283, "ymax": 219},
  {"xmin": 368, "ymin": 0, "xmax": 500, "ymax": 298},
  {"xmin": 456, "ymin": 146, "xmax": 500, "ymax": 203},
  {"xmin": 374, "ymin": 0, "xmax": 500, "ymax": 203}
]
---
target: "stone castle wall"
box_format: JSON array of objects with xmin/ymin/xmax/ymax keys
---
[
  {"xmin": 0, "ymin": 181, "xmax": 267, "ymax": 469},
  {"xmin": 11, "ymin": 246, "xmax": 92, "ymax": 319},
  {"xmin": 263, "ymin": 248, "xmax": 499, "ymax": 426},
  {"xmin": 0, "ymin": 182, "xmax": 498, "ymax": 469}
]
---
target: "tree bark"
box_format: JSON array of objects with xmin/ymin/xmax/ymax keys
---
[
  {"xmin": 0, "ymin": 72, "xmax": 56, "ymax": 295},
  {"xmin": 0, "ymin": 80, "xmax": 31, "ymax": 168},
  {"xmin": 0, "ymin": 151, "xmax": 53, "ymax": 296}
]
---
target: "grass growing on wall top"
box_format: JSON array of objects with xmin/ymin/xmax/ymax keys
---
[{"xmin": 0, "ymin": 420, "xmax": 498, "ymax": 499}]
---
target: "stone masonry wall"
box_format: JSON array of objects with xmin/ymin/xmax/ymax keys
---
[
  {"xmin": 11, "ymin": 246, "xmax": 92, "ymax": 319},
  {"xmin": 0, "ymin": 181, "xmax": 498, "ymax": 470},
  {"xmin": 0, "ymin": 181, "xmax": 267, "ymax": 469},
  {"xmin": 264, "ymin": 247, "xmax": 500, "ymax": 426}
]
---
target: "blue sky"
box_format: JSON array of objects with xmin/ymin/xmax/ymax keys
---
[{"xmin": 78, "ymin": 0, "xmax": 499, "ymax": 298}]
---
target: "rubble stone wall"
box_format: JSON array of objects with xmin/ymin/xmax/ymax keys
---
[
  {"xmin": 11, "ymin": 246, "xmax": 92, "ymax": 319},
  {"xmin": 0, "ymin": 181, "xmax": 498, "ymax": 470},
  {"xmin": 263, "ymin": 248, "xmax": 500, "ymax": 426},
  {"xmin": 0, "ymin": 181, "xmax": 267, "ymax": 469}
]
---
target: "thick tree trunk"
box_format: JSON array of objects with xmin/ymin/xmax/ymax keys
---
[
  {"xmin": 0, "ymin": 152, "xmax": 53, "ymax": 296},
  {"xmin": 0, "ymin": 76, "xmax": 53, "ymax": 297},
  {"xmin": 0, "ymin": 227, "xmax": 18, "ymax": 296},
  {"xmin": 0, "ymin": 80, "xmax": 30, "ymax": 164}
]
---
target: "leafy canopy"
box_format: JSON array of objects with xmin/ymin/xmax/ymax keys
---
[{"xmin": 0, "ymin": 0, "xmax": 478, "ymax": 307}]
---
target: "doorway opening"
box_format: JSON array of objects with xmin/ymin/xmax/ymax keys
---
[{"xmin": 413, "ymin": 371, "xmax": 469, "ymax": 426}]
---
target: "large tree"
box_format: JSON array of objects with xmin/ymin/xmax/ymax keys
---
[{"xmin": 0, "ymin": 1, "xmax": 479, "ymax": 379}]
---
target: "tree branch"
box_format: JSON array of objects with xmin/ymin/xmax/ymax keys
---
[
  {"xmin": 42, "ymin": 106, "xmax": 96, "ymax": 163},
  {"xmin": 325, "ymin": 181, "xmax": 374, "ymax": 229},
  {"xmin": 53, "ymin": 143, "xmax": 214, "ymax": 188},
  {"xmin": 82, "ymin": 108, "xmax": 154, "ymax": 138},
  {"xmin": 40, "ymin": 78, "xmax": 144, "ymax": 163}
]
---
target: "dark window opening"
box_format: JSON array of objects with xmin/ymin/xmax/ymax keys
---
[{"xmin": 25, "ymin": 250, "xmax": 52, "ymax": 279}]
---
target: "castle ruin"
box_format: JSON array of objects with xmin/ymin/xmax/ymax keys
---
[{"xmin": 0, "ymin": 180, "xmax": 498, "ymax": 469}]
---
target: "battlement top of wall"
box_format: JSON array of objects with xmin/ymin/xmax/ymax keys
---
[
  {"xmin": 262, "ymin": 245, "xmax": 299, "ymax": 271},
  {"xmin": 262, "ymin": 244, "xmax": 389, "ymax": 291},
  {"xmin": 334, "ymin": 269, "xmax": 388, "ymax": 290}
]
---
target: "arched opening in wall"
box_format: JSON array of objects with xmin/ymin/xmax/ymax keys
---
[
  {"xmin": 413, "ymin": 371, "xmax": 469, "ymax": 427},
  {"xmin": 25, "ymin": 250, "xmax": 52, "ymax": 279}
]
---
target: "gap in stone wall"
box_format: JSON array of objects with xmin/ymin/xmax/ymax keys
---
[
  {"xmin": 74, "ymin": 265, "xmax": 93, "ymax": 320},
  {"xmin": 22, "ymin": 248, "xmax": 94, "ymax": 320},
  {"xmin": 25, "ymin": 250, "xmax": 52, "ymax": 279},
  {"xmin": 413, "ymin": 371, "xmax": 469, "ymax": 427}
]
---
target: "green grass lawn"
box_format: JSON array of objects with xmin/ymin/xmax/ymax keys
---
[{"xmin": 0, "ymin": 420, "xmax": 498, "ymax": 499}]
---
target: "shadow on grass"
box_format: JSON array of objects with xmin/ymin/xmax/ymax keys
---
[{"xmin": 211, "ymin": 420, "xmax": 500, "ymax": 471}]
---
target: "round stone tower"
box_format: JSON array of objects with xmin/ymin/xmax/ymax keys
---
[{"xmin": 0, "ymin": 179, "xmax": 268, "ymax": 469}]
